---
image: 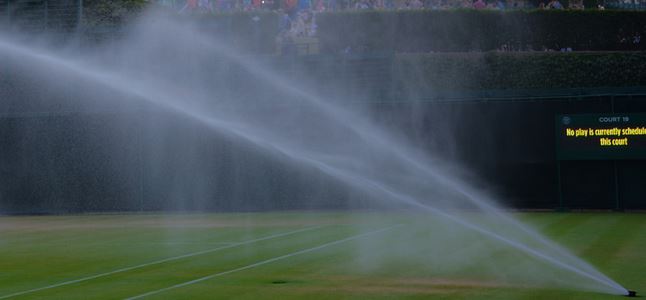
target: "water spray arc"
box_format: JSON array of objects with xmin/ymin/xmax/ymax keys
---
[{"xmin": 0, "ymin": 19, "xmax": 632, "ymax": 297}]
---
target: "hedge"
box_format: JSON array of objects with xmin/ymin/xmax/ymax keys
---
[
  {"xmin": 391, "ymin": 51, "xmax": 646, "ymax": 94},
  {"xmin": 317, "ymin": 10, "xmax": 646, "ymax": 53},
  {"xmin": 81, "ymin": 6, "xmax": 282, "ymax": 53},
  {"xmin": 77, "ymin": 9, "xmax": 646, "ymax": 54}
]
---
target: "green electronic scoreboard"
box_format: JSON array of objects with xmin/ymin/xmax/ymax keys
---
[{"xmin": 556, "ymin": 113, "xmax": 646, "ymax": 160}]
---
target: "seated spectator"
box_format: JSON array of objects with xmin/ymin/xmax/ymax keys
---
[
  {"xmin": 355, "ymin": 0, "xmax": 371, "ymax": 9},
  {"xmin": 215, "ymin": 0, "xmax": 231, "ymax": 12},
  {"xmin": 313, "ymin": 0, "xmax": 326, "ymax": 11},
  {"xmin": 548, "ymin": 0, "xmax": 563, "ymax": 9},
  {"xmin": 180, "ymin": 0, "xmax": 198, "ymax": 12},
  {"xmin": 243, "ymin": 0, "xmax": 252, "ymax": 10},
  {"xmin": 373, "ymin": 0, "xmax": 386, "ymax": 9},
  {"xmin": 633, "ymin": 33, "xmax": 642, "ymax": 46},
  {"xmin": 298, "ymin": 0, "xmax": 311, "ymax": 11},
  {"xmin": 198, "ymin": 0, "xmax": 212, "ymax": 12},
  {"xmin": 473, "ymin": 0, "xmax": 486, "ymax": 9},
  {"xmin": 284, "ymin": 0, "xmax": 298, "ymax": 13},
  {"xmin": 410, "ymin": 0, "xmax": 424, "ymax": 8},
  {"xmin": 252, "ymin": 0, "xmax": 262, "ymax": 9},
  {"xmin": 568, "ymin": 0, "xmax": 583, "ymax": 9}
]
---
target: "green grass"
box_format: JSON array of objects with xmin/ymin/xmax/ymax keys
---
[{"xmin": 0, "ymin": 212, "xmax": 643, "ymax": 299}]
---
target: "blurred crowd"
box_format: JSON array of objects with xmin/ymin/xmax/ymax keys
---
[
  {"xmin": 151, "ymin": 0, "xmax": 645, "ymax": 55},
  {"xmin": 156, "ymin": 0, "xmax": 606, "ymax": 12}
]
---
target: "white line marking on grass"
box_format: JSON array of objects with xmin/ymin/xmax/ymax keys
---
[
  {"xmin": 0, "ymin": 226, "xmax": 325, "ymax": 299},
  {"xmin": 125, "ymin": 224, "xmax": 404, "ymax": 300}
]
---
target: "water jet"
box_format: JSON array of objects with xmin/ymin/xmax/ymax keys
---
[{"xmin": 0, "ymin": 12, "xmax": 634, "ymax": 298}]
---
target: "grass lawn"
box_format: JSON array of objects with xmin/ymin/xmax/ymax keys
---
[{"xmin": 0, "ymin": 212, "xmax": 643, "ymax": 299}]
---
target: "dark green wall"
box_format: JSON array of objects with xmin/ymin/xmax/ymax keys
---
[{"xmin": 2, "ymin": 54, "xmax": 646, "ymax": 214}]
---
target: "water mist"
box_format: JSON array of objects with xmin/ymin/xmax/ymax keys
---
[{"xmin": 0, "ymin": 12, "xmax": 631, "ymax": 296}]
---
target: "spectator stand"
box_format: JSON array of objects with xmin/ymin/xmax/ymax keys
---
[
  {"xmin": 276, "ymin": 9, "xmax": 319, "ymax": 55},
  {"xmin": 605, "ymin": 0, "xmax": 646, "ymax": 9},
  {"xmin": 152, "ymin": 0, "xmax": 321, "ymax": 55}
]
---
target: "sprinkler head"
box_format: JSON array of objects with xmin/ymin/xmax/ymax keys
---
[{"xmin": 626, "ymin": 290, "xmax": 637, "ymax": 297}]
